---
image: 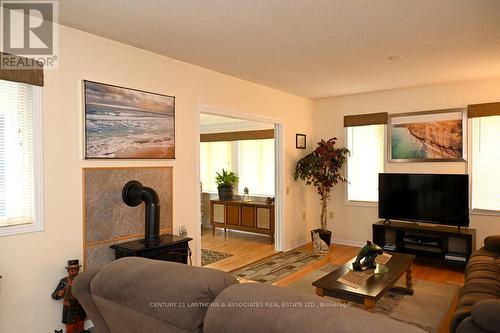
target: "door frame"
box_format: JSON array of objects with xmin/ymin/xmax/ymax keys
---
[{"xmin": 195, "ymin": 103, "xmax": 285, "ymax": 266}]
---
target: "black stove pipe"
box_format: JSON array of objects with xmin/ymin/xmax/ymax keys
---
[{"xmin": 122, "ymin": 180, "xmax": 160, "ymax": 245}]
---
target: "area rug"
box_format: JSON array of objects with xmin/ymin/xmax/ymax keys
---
[
  {"xmin": 287, "ymin": 264, "xmax": 458, "ymax": 333},
  {"xmin": 201, "ymin": 249, "xmax": 233, "ymax": 266},
  {"xmin": 231, "ymin": 251, "xmax": 324, "ymax": 283}
]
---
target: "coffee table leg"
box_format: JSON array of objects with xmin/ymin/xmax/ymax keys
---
[
  {"xmin": 364, "ymin": 298, "xmax": 374, "ymax": 312},
  {"xmin": 316, "ymin": 287, "xmax": 324, "ymax": 297},
  {"xmin": 406, "ymin": 263, "xmax": 414, "ymax": 295}
]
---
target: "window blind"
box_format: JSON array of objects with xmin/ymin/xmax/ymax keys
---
[
  {"xmin": 0, "ymin": 80, "xmax": 34, "ymax": 227},
  {"xmin": 347, "ymin": 124, "xmax": 385, "ymax": 202},
  {"xmin": 238, "ymin": 139, "xmax": 275, "ymax": 196},
  {"xmin": 200, "ymin": 141, "xmax": 233, "ymax": 193},
  {"xmin": 471, "ymin": 115, "xmax": 500, "ymax": 211}
]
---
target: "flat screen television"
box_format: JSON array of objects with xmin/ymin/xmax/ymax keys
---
[{"xmin": 379, "ymin": 173, "xmax": 469, "ymax": 227}]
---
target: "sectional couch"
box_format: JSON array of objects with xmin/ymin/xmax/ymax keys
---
[
  {"xmin": 450, "ymin": 235, "xmax": 500, "ymax": 333},
  {"xmin": 73, "ymin": 257, "xmax": 426, "ymax": 333}
]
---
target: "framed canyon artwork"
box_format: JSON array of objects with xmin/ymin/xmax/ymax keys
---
[
  {"xmin": 388, "ymin": 108, "xmax": 466, "ymax": 162},
  {"xmin": 84, "ymin": 80, "xmax": 175, "ymax": 159}
]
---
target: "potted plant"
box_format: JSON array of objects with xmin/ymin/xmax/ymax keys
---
[
  {"xmin": 215, "ymin": 169, "xmax": 239, "ymax": 201},
  {"xmin": 294, "ymin": 137, "xmax": 350, "ymax": 246}
]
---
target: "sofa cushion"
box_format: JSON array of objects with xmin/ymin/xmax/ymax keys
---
[
  {"xmin": 204, "ymin": 283, "xmax": 426, "ymax": 333},
  {"xmin": 450, "ymin": 306, "xmax": 473, "ymax": 333},
  {"xmin": 484, "ymin": 236, "xmax": 500, "ymax": 253},
  {"xmin": 470, "ymin": 246, "xmax": 497, "ymax": 257},
  {"xmin": 90, "ymin": 257, "xmax": 238, "ymax": 333},
  {"xmin": 470, "ymin": 299, "xmax": 500, "ymax": 333},
  {"xmin": 460, "ymin": 283, "xmax": 500, "ymax": 298},
  {"xmin": 465, "ymin": 270, "xmax": 499, "ymax": 281},
  {"xmin": 455, "ymin": 316, "xmax": 484, "ymax": 333},
  {"xmin": 457, "ymin": 293, "xmax": 497, "ymax": 308}
]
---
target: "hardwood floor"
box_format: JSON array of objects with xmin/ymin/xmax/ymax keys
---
[
  {"xmin": 201, "ymin": 227, "xmax": 277, "ymax": 271},
  {"xmin": 201, "ymin": 230, "xmax": 464, "ymax": 333}
]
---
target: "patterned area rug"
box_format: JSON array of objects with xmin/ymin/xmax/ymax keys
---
[
  {"xmin": 231, "ymin": 251, "xmax": 324, "ymax": 283},
  {"xmin": 287, "ymin": 264, "xmax": 459, "ymax": 333},
  {"xmin": 201, "ymin": 249, "xmax": 233, "ymax": 266}
]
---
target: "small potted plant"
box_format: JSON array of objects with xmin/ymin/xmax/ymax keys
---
[
  {"xmin": 215, "ymin": 169, "xmax": 239, "ymax": 201},
  {"xmin": 294, "ymin": 138, "xmax": 349, "ymax": 246}
]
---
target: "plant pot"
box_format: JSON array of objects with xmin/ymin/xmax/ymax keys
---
[
  {"xmin": 311, "ymin": 228, "xmax": 332, "ymax": 246},
  {"xmin": 217, "ymin": 185, "xmax": 234, "ymax": 201}
]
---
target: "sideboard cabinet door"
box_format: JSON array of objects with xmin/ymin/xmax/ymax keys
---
[
  {"xmin": 213, "ymin": 203, "xmax": 225, "ymax": 223},
  {"xmin": 256, "ymin": 207, "xmax": 271, "ymax": 230}
]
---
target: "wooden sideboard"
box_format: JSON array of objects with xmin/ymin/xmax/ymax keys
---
[{"xmin": 210, "ymin": 200, "xmax": 274, "ymax": 244}]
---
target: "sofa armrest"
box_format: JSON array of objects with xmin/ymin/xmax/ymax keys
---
[
  {"xmin": 484, "ymin": 235, "xmax": 500, "ymax": 253},
  {"xmin": 73, "ymin": 269, "xmax": 111, "ymax": 333},
  {"xmin": 470, "ymin": 299, "xmax": 500, "ymax": 333}
]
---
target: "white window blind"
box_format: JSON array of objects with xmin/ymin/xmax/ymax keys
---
[
  {"xmin": 238, "ymin": 139, "xmax": 274, "ymax": 196},
  {"xmin": 200, "ymin": 141, "xmax": 233, "ymax": 193},
  {"xmin": 347, "ymin": 125, "xmax": 384, "ymax": 202},
  {"xmin": 200, "ymin": 139, "xmax": 275, "ymax": 196},
  {"xmin": 0, "ymin": 80, "xmax": 35, "ymax": 227},
  {"xmin": 471, "ymin": 115, "xmax": 500, "ymax": 211}
]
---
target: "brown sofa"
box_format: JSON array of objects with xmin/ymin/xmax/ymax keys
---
[
  {"xmin": 73, "ymin": 257, "xmax": 426, "ymax": 333},
  {"xmin": 450, "ymin": 235, "xmax": 500, "ymax": 333}
]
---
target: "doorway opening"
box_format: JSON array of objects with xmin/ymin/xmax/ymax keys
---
[{"xmin": 196, "ymin": 106, "xmax": 284, "ymax": 271}]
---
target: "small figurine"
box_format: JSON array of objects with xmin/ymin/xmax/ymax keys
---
[
  {"xmin": 51, "ymin": 260, "xmax": 87, "ymax": 333},
  {"xmin": 352, "ymin": 241, "xmax": 383, "ymax": 271},
  {"xmin": 266, "ymin": 197, "xmax": 275, "ymax": 205},
  {"xmin": 312, "ymin": 231, "xmax": 329, "ymax": 254},
  {"xmin": 242, "ymin": 187, "xmax": 251, "ymax": 202}
]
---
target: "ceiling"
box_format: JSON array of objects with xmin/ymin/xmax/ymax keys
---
[
  {"xmin": 59, "ymin": 0, "xmax": 500, "ymax": 98},
  {"xmin": 200, "ymin": 113, "xmax": 273, "ymax": 134}
]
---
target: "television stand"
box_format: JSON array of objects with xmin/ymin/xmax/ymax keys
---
[{"xmin": 372, "ymin": 220, "xmax": 476, "ymax": 268}]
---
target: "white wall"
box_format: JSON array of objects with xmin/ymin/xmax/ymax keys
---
[
  {"xmin": 314, "ymin": 77, "xmax": 500, "ymax": 247},
  {"xmin": 0, "ymin": 25, "xmax": 315, "ymax": 332}
]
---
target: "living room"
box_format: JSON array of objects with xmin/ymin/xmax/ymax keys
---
[{"xmin": 0, "ymin": 1, "xmax": 499, "ymax": 333}]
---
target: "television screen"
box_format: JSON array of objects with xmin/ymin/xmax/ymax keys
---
[{"xmin": 379, "ymin": 173, "xmax": 469, "ymax": 227}]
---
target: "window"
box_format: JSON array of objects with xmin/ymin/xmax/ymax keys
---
[
  {"xmin": 238, "ymin": 139, "xmax": 274, "ymax": 196},
  {"xmin": 346, "ymin": 124, "xmax": 385, "ymax": 202},
  {"xmin": 200, "ymin": 141, "xmax": 233, "ymax": 193},
  {"xmin": 471, "ymin": 115, "xmax": 500, "ymax": 211},
  {"xmin": 0, "ymin": 79, "xmax": 43, "ymax": 236},
  {"xmin": 200, "ymin": 139, "xmax": 275, "ymax": 196}
]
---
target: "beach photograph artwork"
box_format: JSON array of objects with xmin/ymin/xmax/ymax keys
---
[
  {"xmin": 390, "ymin": 110, "xmax": 464, "ymax": 161},
  {"xmin": 84, "ymin": 81, "xmax": 175, "ymax": 159}
]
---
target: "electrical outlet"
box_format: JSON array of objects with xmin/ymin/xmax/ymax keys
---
[
  {"xmin": 329, "ymin": 212, "xmax": 334, "ymax": 219},
  {"xmin": 302, "ymin": 212, "xmax": 306, "ymax": 220},
  {"xmin": 286, "ymin": 186, "xmax": 290, "ymax": 195}
]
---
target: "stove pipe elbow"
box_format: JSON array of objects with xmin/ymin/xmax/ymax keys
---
[{"xmin": 122, "ymin": 180, "xmax": 160, "ymax": 245}]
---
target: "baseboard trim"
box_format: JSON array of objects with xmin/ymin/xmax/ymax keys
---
[
  {"xmin": 331, "ymin": 238, "xmax": 365, "ymax": 248},
  {"xmin": 285, "ymin": 238, "xmax": 310, "ymax": 251}
]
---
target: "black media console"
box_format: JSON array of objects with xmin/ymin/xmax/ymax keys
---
[{"xmin": 372, "ymin": 220, "xmax": 476, "ymax": 267}]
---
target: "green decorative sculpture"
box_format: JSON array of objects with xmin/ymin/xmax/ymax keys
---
[{"xmin": 352, "ymin": 241, "xmax": 383, "ymax": 271}]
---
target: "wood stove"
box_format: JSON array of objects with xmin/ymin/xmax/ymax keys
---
[{"xmin": 110, "ymin": 181, "xmax": 192, "ymax": 264}]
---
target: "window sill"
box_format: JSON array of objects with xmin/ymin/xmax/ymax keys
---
[
  {"xmin": 470, "ymin": 209, "xmax": 500, "ymax": 217},
  {"xmin": 344, "ymin": 200, "xmax": 378, "ymax": 208},
  {"xmin": 0, "ymin": 222, "xmax": 43, "ymax": 237}
]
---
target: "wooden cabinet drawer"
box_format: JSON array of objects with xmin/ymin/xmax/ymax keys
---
[{"xmin": 241, "ymin": 206, "xmax": 255, "ymax": 228}]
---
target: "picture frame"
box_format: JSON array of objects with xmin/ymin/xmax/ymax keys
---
[
  {"xmin": 83, "ymin": 80, "xmax": 175, "ymax": 159},
  {"xmin": 296, "ymin": 133, "xmax": 306, "ymax": 149},
  {"xmin": 388, "ymin": 108, "xmax": 467, "ymax": 162}
]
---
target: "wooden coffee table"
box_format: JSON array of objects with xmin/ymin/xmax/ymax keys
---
[{"xmin": 313, "ymin": 252, "xmax": 415, "ymax": 312}]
